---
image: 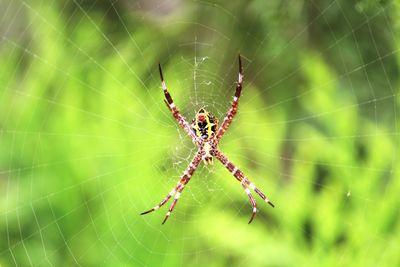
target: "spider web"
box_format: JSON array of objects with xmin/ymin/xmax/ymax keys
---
[{"xmin": 0, "ymin": 0, "xmax": 399, "ymax": 266}]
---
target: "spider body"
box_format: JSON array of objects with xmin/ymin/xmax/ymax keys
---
[
  {"xmin": 192, "ymin": 108, "xmax": 218, "ymax": 164},
  {"xmin": 141, "ymin": 55, "xmax": 274, "ymax": 224}
]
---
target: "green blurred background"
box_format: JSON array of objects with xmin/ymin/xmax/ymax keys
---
[{"xmin": 1, "ymin": 0, "xmax": 399, "ymax": 266}]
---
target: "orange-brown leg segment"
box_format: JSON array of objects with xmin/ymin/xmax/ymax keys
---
[
  {"xmin": 159, "ymin": 63, "xmax": 199, "ymax": 144},
  {"xmin": 141, "ymin": 152, "xmax": 202, "ymax": 224},
  {"xmin": 213, "ymin": 150, "xmax": 274, "ymax": 223},
  {"xmin": 216, "ymin": 55, "xmax": 244, "ymax": 141}
]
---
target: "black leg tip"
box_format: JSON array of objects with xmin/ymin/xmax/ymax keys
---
[
  {"xmin": 158, "ymin": 62, "xmax": 164, "ymax": 81},
  {"xmin": 140, "ymin": 209, "xmax": 153, "ymax": 215},
  {"xmin": 248, "ymin": 216, "xmax": 255, "ymax": 224}
]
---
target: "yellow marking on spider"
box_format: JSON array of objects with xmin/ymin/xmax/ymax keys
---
[{"xmin": 195, "ymin": 109, "xmax": 215, "ymax": 140}]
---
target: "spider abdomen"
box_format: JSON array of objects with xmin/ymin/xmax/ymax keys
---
[{"xmin": 193, "ymin": 108, "xmax": 218, "ymax": 141}]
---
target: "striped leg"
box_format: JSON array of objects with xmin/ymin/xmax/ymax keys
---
[
  {"xmin": 161, "ymin": 180, "xmax": 186, "ymax": 224},
  {"xmin": 246, "ymin": 178, "xmax": 274, "ymax": 208},
  {"xmin": 141, "ymin": 152, "xmax": 202, "ymax": 224},
  {"xmin": 241, "ymin": 180, "xmax": 257, "ymax": 224},
  {"xmin": 161, "ymin": 152, "xmax": 203, "ymax": 224},
  {"xmin": 214, "ymin": 150, "xmax": 274, "ymax": 222},
  {"xmin": 158, "ymin": 63, "xmax": 199, "ymax": 143},
  {"xmin": 215, "ymin": 55, "xmax": 244, "ymax": 141},
  {"xmin": 140, "ymin": 183, "xmax": 180, "ymax": 215}
]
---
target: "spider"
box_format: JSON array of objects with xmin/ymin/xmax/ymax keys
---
[{"xmin": 141, "ymin": 55, "xmax": 274, "ymax": 224}]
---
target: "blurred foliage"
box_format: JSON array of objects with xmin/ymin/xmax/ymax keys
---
[{"xmin": 0, "ymin": 0, "xmax": 399, "ymax": 266}]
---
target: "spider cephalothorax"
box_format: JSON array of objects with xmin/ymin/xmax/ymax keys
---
[{"xmin": 141, "ymin": 55, "xmax": 274, "ymax": 224}]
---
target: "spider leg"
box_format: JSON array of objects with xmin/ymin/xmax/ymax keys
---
[
  {"xmin": 213, "ymin": 150, "xmax": 274, "ymax": 223},
  {"xmin": 161, "ymin": 153, "xmax": 203, "ymax": 224},
  {"xmin": 140, "ymin": 152, "xmax": 202, "ymax": 224},
  {"xmin": 161, "ymin": 181, "xmax": 186, "ymax": 224},
  {"xmin": 241, "ymin": 181, "xmax": 257, "ymax": 224},
  {"xmin": 140, "ymin": 184, "xmax": 179, "ymax": 215},
  {"xmin": 158, "ymin": 63, "xmax": 199, "ymax": 143},
  {"xmin": 215, "ymin": 55, "xmax": 244, "ymax": 141}
]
